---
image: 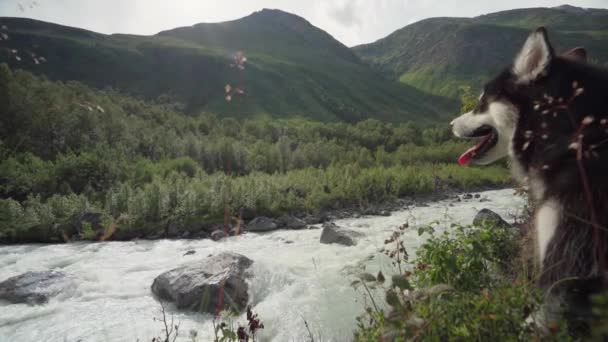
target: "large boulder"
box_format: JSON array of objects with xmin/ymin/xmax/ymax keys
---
[
  {"xmin": 320, "ymin": 222, "xmax": 363, "ymax": 246},
  {"xmin": 473, "ymin": 209, "xmax": 512, "ymax": 229},
  {"xmin": 151, "ymin": 252, "xmax": 253, "ymax": 313},
  {"xmin": 245, "ymin": 217, "xmax": 278, "ymax": 233},
  {"xmin": 278, "ymin": 215, "xmax": 307, "ymax": 230},
  {"xmin": 0, "ymin": 271, "xmax": 76, "ymax": 305}
]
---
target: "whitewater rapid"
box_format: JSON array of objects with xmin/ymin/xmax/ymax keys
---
[{"xmin": 0, "ymin": 189, "xmax": 525, "ymax": 342}]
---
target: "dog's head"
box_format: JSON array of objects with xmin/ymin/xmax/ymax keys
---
[{"xmin": 451, "ymin": 27, "xmax": 587, "ymax": 168}]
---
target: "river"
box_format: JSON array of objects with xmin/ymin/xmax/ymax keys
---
[{"xmin": 0, "ymin": 189, "xmax": 525, "ymax": 342}]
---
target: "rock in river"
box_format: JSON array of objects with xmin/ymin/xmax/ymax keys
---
[
  {"xmin": 278, "ymin": 215, "xmax": 307, "ymax": 230},
  {"xmin": 210, "ymin": 230, "xmax": 229, "ymax": 241},
  {"xmin": 320, "ymin": 222, "xmax": 363, "ymax": 246},
  {"xmin": 246, "ymin": 217, "xmax": 279, "ymax": 232},
  {"xmin": 151, "ymin": 252, "xmax": 253, "ymax": 314},
  {"xmin": 473, "ymin": 209, "xmax": 512, "ymax": 229},
  {"xmin": 0, "ymin": 271, "xmax": 76, "ymax": 305}
]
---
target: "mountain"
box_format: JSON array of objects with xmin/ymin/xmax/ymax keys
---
[
  {"xmin": 353, "ymin": 5, "xmax": 608, "ymax": 99},
  {"xmin": 0, "ymin": 10, "xmax": 455, "ymax": 123}
]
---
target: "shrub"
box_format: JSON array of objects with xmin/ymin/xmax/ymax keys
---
[
  {"xmin": 353, "ymin": 221, "xmax": 558, "ymax": 341},
  {"xmin": 414, "ymin": 223, "xmax": 520, "ymax": 291}
]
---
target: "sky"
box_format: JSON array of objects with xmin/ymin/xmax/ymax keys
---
[{"xmin": 1, "ymin": 0, "xmax": 608, "ymax": 46}]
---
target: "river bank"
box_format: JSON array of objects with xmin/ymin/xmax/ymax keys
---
[
  {"xmin": 0, "ymin": 188, "xmax": 524, "ymax": 341},
  {"xmin": 1, "ymin": 184, "xmax": 511, "ymax": 245}
]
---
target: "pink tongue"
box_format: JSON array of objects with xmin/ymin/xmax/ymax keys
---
[
  {"xmin": 458, "ymin": 132, "xmax": 494, "ymax": 166},
  {"xmin": 458, "ymin": 145, "xmax": 478, "ymax": 166}
]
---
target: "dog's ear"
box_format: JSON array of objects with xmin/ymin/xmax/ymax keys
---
[
  {"xmin": 561, "ymin": 47, "xmax": 587, "ymax": 62},
  {"xmin": 512, "ymin": 27, "xmax": 554, "ymax": 84}
]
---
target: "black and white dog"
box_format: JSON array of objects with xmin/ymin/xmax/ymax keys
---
[{"xmin": 451, "ymin": 27, "xmax": 608, "ymax": 325}]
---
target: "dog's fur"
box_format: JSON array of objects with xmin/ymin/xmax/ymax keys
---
[{"xmin": 451, "ymin": 27, "xmax": 608, "ymax": 327}]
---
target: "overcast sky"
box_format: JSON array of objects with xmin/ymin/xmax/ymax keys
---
[{"xmin": 1, "ymin": 0, "xmax": 608, "ymax": 46}]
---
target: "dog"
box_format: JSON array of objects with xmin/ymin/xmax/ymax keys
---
[{"xmin": 451, "ymin": 27, "xmax": 608, "ymax": 331}]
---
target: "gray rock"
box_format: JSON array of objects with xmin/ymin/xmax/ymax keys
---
[
  {"xmin": 462, "ymin": 193, "xmax": 473, "ymax": 200},
  {"xmin": 183, "ymin": 250, "xmax": 196, "ymax": 256},
  {"xmin": 194, "ymin": 231, "xmax": 210, "ymax": 239},
  {"xmin": 246, "ymin": 217, "xmax": 279, "ymax": 233},
  {"xmin": 304, "ymin": 212, "xmax": 329, "ymax": 225},
  {"xmin": 278, "ymin": 215, "xmax": 307, "ymax": 230},
  {"xmin": 146, "ymin": 231, "xmax": 164, "ymax": 240},
  {"xmin": 379, "ymin": 210, "xmax": 391, "ymax": 217},
  {"xmin": 473, "ymin": 209, "xmax": 512, "ymax": 229},
  {"xmin": 210, "ymin": 230, "xmax": 228, "ymax": 241},
  {"xmin": 151, "ymin": 252, "xmax": 253, "ymax": 313},
  {"xmin": 320, "ymin": 222, "xmax": 363, "ymax": 246},
  {"xmin": 0, "ymin": 271, "xmax": 75, "ymax": 305}
]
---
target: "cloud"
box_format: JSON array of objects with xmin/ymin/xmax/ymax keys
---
[
  {"xmin": 2, "ymin": 0, "xmax": 608, "ymax": 47},
  {"xmin": 328, "ymin": 0, "xmax": 362, "ymax": 27}
]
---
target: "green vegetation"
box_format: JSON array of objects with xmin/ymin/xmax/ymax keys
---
[
  {"xmin": 353, "ymin": 221, "xmax": 570, "ymax": 341},
  {"xmin": 0, "ymin": 64, "xmax": 509, "ymax": 243},
  {"xmin": 353, "ymin": 6, "xmax": 608, "ymax": 99},
  {"xmin": 0, "ymin": 11, "xmax": 455, "ymax": 122}
]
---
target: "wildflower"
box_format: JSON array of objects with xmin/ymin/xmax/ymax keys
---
[{"xmin": 582, "ymin": 116, "xmax": 594, "ymax": 125}]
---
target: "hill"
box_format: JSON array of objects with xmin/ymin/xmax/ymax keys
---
[
  {"xmin": 0, "ymin": 10, "xmax": 455, "ymax": 122},
  {"xmin": 353, "ymin": 5, "xmax": 608, "ymax": 99}
]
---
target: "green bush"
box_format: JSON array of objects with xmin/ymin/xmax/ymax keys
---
[
  {"xmin": 414, "ymin": 223, "xmax": 520, "ymax": 291},
  {"xmin": 354, "ymin": 222, "xmax": 558, "ymax": 341}
]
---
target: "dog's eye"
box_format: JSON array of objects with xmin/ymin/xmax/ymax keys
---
[{"xmin": 474, "ymin": 97, "xmax": 489, "ymax": 114}]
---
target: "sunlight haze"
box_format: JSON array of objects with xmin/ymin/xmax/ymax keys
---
[{"xmin": 1, "ymin": 0, "xmax": 607, "ymax": 46}]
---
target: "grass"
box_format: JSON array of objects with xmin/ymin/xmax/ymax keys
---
[{"xmin": 0, "ymin": 163, "xmax": 510, "ymax": 243}]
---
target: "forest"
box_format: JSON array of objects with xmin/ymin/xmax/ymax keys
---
[{"xmin": 0, "ymin": 64, "xmax": 508, "ymax": 243}]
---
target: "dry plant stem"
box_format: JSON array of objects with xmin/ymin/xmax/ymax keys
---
[
  {"xmin": 361, "ymin": 281, "xmax": 380, "ymax": 314},
  {"xmin": 563, "ymin": 93, "xmax": 606, "ymax": 285}
]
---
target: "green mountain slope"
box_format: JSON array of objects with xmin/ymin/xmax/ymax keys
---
[
  {"xmin": 353, "ymin": 5, "xmax": 608, "ymax": 99},
  {"xmin": 0, "ymin": 10, "xmax": 455, "ymax": 122}
]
